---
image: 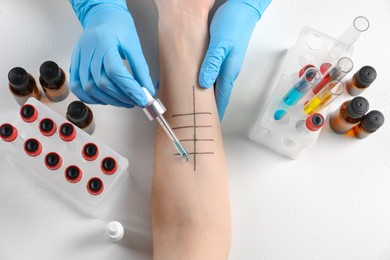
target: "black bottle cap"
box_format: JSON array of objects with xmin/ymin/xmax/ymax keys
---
[
  {"xmin": 102, "ymin": 157, "xmax": 116, "ymax": 171},
  {"xmin": 347, "ymin": 97, "xmax": 369, "ymax": 119},
  {"xmin": 40, "ymin": 61, "xmax": 62, "ymax": 84},
  {"xmin": 356, "ymin": 66, "xmax": 376, "ymax": 86},
  {"xmin": 66, "ymin": 166, "xmax": 80, "ymax": 180},
  {"xmin": 88, "ymin": 178, "xmax": 103, "ymax": 192},
  {"xmin": 363, "ymin": 110, "xmax": 385, "ymax": 132},
  {"xmin": 46, "ymin": 153, "xmax": 60, "ymax": 167},
  {"xmin": 25, "ymin": 139, "xmax": 39, "ymax": 152},
  {"xmin": 0, "ymin": 124, "xmax": 13, "ymax": 138},
  {"xmin": 84, "ymin": 143, "xmax": 98, "ymax": 157},
  {"xmin": 60, "ymin": 123, "xmax": 74, "ymax": 136},
  {"xmin": 21, "ymin": 105, "xmax": 35, "ymax": 119},
  {"xmin": 67, "ymin": 101, "xmax": 89, "ymax": 124},
  {"xmin": 8, "ymin": 67, "xmax": 29, "ymax": 90},
  {"xmin": 40, "ymin": 118, "xmax": 54, "ymax": 132}
]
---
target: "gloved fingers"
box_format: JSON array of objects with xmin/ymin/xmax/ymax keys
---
[
  {"xmin": 199, "ymin": 41, "xmax": 231, "ymax": 89},
  {"xmin": 79, "ymin": 46, "xmax": 133, "ymax": 108},
  {"xmin": 80, "ymin": 74, "xmax": 134, "ymax": 108},
  {"xmin": 215, "ymin": 55, "xmax": 243, "ymax": 120},
  {"xmin": 103, "ymin": 47, "xmax": 147, "ymax": 107},
  {"xmin": 122, "ymin": 36, "xmax": 155, "ymax": 96},
  {"xmin": 70, "ymin": 44, "xmax": 104, "ymax": 104},
  {"xmin": 90, "ymin": 51, "xmax": 137, "ymax": 106}
]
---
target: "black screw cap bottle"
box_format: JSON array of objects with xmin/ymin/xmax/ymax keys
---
[
  {"xmin": 8, "ymin": 67, "xmax": 41, "ymax": 105},
  {"xmin": 66, "ymin": 101, "xmax": 95, "ymax": 135},
  {"xmin": 39, "ymin": 61, "xmax": 69, "ymax": 102},
  {"xmin": 354, "ymin": 110, "xmax": 385, "ymax": 138},
  {"xmin": 329, "ymin": 97, "xmax": 369, "ymax": 134},
  {"xmin": 346, "ymin": 66, "xmax": 376, "ymax": 96}
]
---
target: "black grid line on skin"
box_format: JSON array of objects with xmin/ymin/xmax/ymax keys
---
[{"xmin": 171, "ymin": 85, "xmax": 214, "ymax": 171}]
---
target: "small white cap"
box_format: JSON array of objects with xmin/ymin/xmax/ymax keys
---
[
  {"xmin": 105, "ymin": 221, "xmax": 124, "ymax": 242},
  {"xmin": 142, "ymin": 87, "xmax": 155, "ymax": 106}
]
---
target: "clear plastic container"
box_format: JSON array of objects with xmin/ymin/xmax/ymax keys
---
[{"xmin": 0, "ymin": 98, "xmax": 129, "ymax": 214}]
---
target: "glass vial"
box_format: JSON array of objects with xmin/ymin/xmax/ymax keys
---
[
  {"xmin": 8, "ymin": 67, "xmax": 41, "ymax": 106},
  {"xmin": 329, "ymin": 96, "xmax": 369, "ymax": 134},
  {"xmin": 39, "ymin": 61, "xmax": 70, "ymax": 102},
  {"xmin": 346, "ymin": 66, "xmax": 376, "ymax": 96},
  {"xmin": 296, "ymin": 113, "xmax": 324, "ymax": 136},
  {"xmin": 354, "ymin": 110, "xmax": 385, "ymax": 139},
  {"xmin": 66, "ymin": 101, "xmax": 95, "ymax": 135}
]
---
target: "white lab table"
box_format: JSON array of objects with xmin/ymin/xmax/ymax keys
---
[{"xmin": 1, "ymin": 0, "xmax": 390, "ymax": 259}]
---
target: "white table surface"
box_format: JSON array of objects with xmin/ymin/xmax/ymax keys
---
[{"xmin": 1, "ymin": 0, "xmax": 390, "ymax": 259}]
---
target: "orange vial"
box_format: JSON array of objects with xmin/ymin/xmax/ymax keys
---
[
  {"xmin": 329, "ymin": 96, "xmax": 369, "ymax": 134},
  {"xmin": 39, "ymin": 61, "xmax": 69, "ymax": 102},
  {"xmin": 66, "ymin": 101, "xmax": 95, "ymax": 135},
  {"xmin": 354, "ymin": 110, "xmax": 385, "ymax": 139},
  {"xmin": 346, "ymin": 66, "xmax": 376, "ymax": 96},
  {"xmin": 8, "ymin": 67, "xmax": 41, "ymax": 106}
]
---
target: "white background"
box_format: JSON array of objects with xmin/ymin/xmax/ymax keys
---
[{"xmin": 1, "ymin": 0, "xmax": 390, "ymax": 259}]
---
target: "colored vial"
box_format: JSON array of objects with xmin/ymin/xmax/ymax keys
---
[
  {"xmin": 329, "ymin": 97, "xmax": 369, "ymax": 134},
  {"xmin": 296, "ymin": 113, "xmax": 324, "ymax": 136},
  {"xmin": 39, "ymin": 61, "xmax": 69, "ymax": 102},
  {"xmin": 8, "ymin": 67, "xmax": 41, "ymax": 106},
  {"xmin": 45, "ymin": 152, "xmax": 62, "ymax": 170},
  {"xmin": 101, "ymin": 157, "xmax": 117, "ymax": 175},
  {"xmin": 65, "ymin": 165, "xmax": 82, "ymax": 183},
  {"xmin": 20, "ymin": 104, "xmax": 38, "ymax": 123},
  {"xmin": 0, "ymin": 124, "xmax": 18, "ymax": 142},
  {"xmin": 87, "ymin": 177, "xmax": 104, "ymax": 195},
  {"xmin": 283, "ymin": 67, "xmax": 321, "ymax": 106},
  {"xmin": 304, "ymin": 80, "xmax": 344, "ymax": 115},
  {"xmin": 82, "ymin": 143, "xmax": 99, "ymax": 161},
  {"xmin": 24, "ymin": 138, "xmax": 42, "ymax": 157},
  {"xmin": 66, "ymin": 101, "xmax": 95, "ymax": 135},
  {"xmin": 354, "ymin": 110, "xmax": 385, "ymax": 139},
  {"xmin": 312, "ymin": 57, "xmax": 353, "ymax": 94},
  {"xmin": 60, "ymin": 123, "xmax": 76, "ymax": 142},
  {"xmin": 39, "ymin": 118, "xmax": 57, "ymax": 136},
  {"xmin": 346, "ymin": 66, "xmax": 376, "ymax": 96}
]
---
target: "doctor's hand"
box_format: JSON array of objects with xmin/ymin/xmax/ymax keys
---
[
  {"xmin": 69, "ymin": 0, "xmax": 154, "ymax": 108},
  {"xmin": 199, "ymin": 0, "xmax": 271, "ymax": 119}
]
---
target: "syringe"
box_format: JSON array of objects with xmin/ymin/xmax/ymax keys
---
[{"xmin": 142, "ymin": 88, "xmax": 190, "ymax": 161}]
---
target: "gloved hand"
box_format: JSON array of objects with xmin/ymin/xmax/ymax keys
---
[
  {"xmin": 69, "ymin": 0, "xmax": 154, "ymax": 108},
  {"xmin": 198, "ymin": 0, "xmax": 271, "ymax": 119}
]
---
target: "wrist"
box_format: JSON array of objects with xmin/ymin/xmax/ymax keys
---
[{"xmin": 70, "ymin": 0, "xmax": 129, "ymax": 27}]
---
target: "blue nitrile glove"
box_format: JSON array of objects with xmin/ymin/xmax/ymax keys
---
[
  {"xmin": 199, "ymin": 0, "xmax": 271, "ymax": 119},
  {"xmin": 69, "ymin": 0, "xmax": 154, "ymax": 108}
]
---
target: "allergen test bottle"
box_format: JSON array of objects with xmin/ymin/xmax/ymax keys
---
[
  {"xmin": 346, "ymin": 66, "xmax": 376, "ymax": 96},
  {"xmin": 354, "ymin": 110, "xmax": 385, "ymax": 139},
  {"xmin": 8, "ymin": 67, "xmax": 41, "ymax": 105},
  {"xmin": 39, "ymin": 61, "xmax": 69, "ymax": 102},
  {"xmin": 329, "ymin": 96, "xmax": 369, "ymax": 134},
  {"xmin": 66, "ymin": 101, "xmax": 95, "ymax": 135}
]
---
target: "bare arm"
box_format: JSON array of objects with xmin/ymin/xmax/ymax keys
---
[{"xmin": 151, "ymin": 1, "xmax": 231, "ymax": 259}]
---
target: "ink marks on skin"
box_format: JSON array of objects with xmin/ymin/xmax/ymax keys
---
[{"xmin": 171, "ymin": 86, "xmax": 215, "ymax": 171}]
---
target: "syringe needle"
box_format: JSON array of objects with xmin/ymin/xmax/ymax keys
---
[{"xmin": 142, "ymin": 88, "xmax": 190, "ymax": 161}]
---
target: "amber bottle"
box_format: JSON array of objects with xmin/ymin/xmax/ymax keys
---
[
  {"xmin": 329, "ymin": 97, "xmax": 369, "ymax": 134},
  {"xmin": 346, "ymin": 66, "xmax": 376, "ymax": 96},
  {"xmin": 39, "ymin": 61, "xmax": 69, "ymax": 102},
  {"xmin": 66, "ymin": 101, "xmax": 95, "ymax": 135},
  {"xmin": 8, "ymin": 67, "xmax": 41, "ymax": 105},
  {"xmin": 354, "ymin": 110, "xmax": 385, "ymax": 139}
]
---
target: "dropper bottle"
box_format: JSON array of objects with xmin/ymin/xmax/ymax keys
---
[
  {"xmin": 39, "ymin": 61, "xmax": 70, "ymax": 102},
  {"xmin": 329, "ymin": 96, "xmax": 369, "ymax": 134},
  {"xmin": 8, "ymin": 67, "xmax": 41, "ymax": 105},
  {"xmin": 354, "ymin": 110, "xmax": 385, "ymax": 139},
  {"xmin": 66, "ymin": 101, "xmax": 95, "ymax": 135}
]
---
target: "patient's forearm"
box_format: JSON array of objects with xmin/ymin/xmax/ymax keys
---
[{"xmin": 151, "ymin": 11, "xmax": 231, "ymax": 260}]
